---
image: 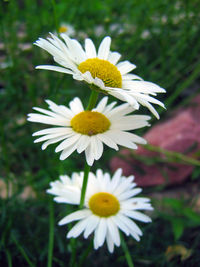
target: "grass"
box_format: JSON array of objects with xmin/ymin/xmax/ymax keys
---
[{"xmin": 1, "ymin": 0, "xmax": 200, "ymax": 266}]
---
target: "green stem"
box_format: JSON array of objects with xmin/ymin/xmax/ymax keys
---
[
  {"xmin": 120, "ymin": 234, "xmax": 134, "ymax": 267},
  {"xmin": 69, "ymin": 238, "xmax": 77, "ymax": 267},
  {"xmin": 86, "ymin": 90, "xmax": 99, "ymax": 110},
  {"xmin": 47, "ymin": 199, "xmax": 54, "ymax": 267},
  {"xmin": 79, "ymin": 163, "xmax": 91, "ymax": 209}
]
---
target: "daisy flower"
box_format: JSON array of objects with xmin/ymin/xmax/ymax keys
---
[
  {"xmin": 47, "ymin": 168, "xmax": 153, "ymax": 253},
  {"xmin": 57, "ymin": 23, "xmax": 75, "ymax": 37},
  {"xmin": 27, "ymin": 97, "xmax": 150, "ymax": 166},
  {"xmin": 34, "ymin": 33, "xmax": 165, "ymax": 118}
]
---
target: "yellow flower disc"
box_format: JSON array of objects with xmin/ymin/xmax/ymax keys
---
[
  {"xmin": 59, "ymin": 26, "xmax": 68, "ymax": 33},
  {"xmin": 89, "ymin": 192, "xmax": 120, "ymax": 217},
  {"xmin": 78, "ymin": 58, "xmax": 122, "ymax": 88},
  {"xmin": 71, "ymin": 111, "xmax": 110, "ymax": 136}
]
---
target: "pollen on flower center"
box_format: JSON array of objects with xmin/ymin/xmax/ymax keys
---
[
  {"xmin": 89, "ymin": 192, "xmax": 120, "ymax": 217},
  {"xmin": 78, "ymin": 58, "xmax": 122, "ymax": 88},
  {"xmin": 59, "ymin": 26, "xmax": 68, "ymax": 33},
  {"xmin": 70, "ymin": 111, "xmax": 110, "ymax": 136}
]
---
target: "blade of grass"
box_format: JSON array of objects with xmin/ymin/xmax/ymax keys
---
[
  {"xmin": 6, "ymin": 250, "xmax": 12, "ymax": 267},
  {"xmin": 51, "ymin": 0, "xmax": 59, "ymax": 32},
  {"xmin": 164, "ymin": 60, "xmax": 200, "ymax": 109},
  {"xmin": 11, "ymin": 233, "xmax": 35, "ymax": 267},
  {"xmin": 144, "ymin": 144, "xmax": 200, "ymax": 166},
  {"xmin": 78, "ymin": 240, "xmax": 93, "ymax": 267}
]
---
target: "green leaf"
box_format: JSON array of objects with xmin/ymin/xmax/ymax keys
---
[{"xmin": 171, "ymin": 218, "xmax": 185, "ymax": 240}]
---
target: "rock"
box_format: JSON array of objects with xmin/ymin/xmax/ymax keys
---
[{"xmin": 110, "ymin": 96, "xmax": 200, "ymax": 187}]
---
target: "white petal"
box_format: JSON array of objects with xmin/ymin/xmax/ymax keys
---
[
  {"xmin": 114, "ymin": 178, "xmax": 134, "ymax": 196},
  {"xmin": 27, "ymin": 114, "xmax": 67, "ymax": 126},
  {"xmin": 117, "ymin": 61, "xmax": 136, "ymax": 75},
  {"xmin": 97, "ymin": 134, "xmax": 119, "ymax": 150},
  {"xmin": 119, "ymin": 214, "xmax": 142, "ymax": 237},
  {"xmin": 91, "ymin": 137, "xmax": 103, "ymax": 160},
  {"xmin": 109, "ymin": 169, "xmax": 123, "ymax": 193},
  {"xmin": 69, "ymin": 97, "xmax": 84, "ymax": 114},
  {"xmin": 59, "ymin": 143, "xmax": 78, "ymax": 160},
  {"xmin": 61, "ymin": 34, "xmax": 87, "ymax": 64},
  {"xmin": 67, "ymin": 218, "xmax": 89, "ymax": 238},
  {"xmin": 112, "ymin": 214, "xmax": 130, "ymax": 236},
  {"xmin": 106, "ymin": 230, "xmax": 115, "ymax": 253},
  {"xmin": 36, "ymin": 65, "xmax": 74, "ymax": 75},
  {"xmin": 55, "ymin": 133, "xmax": 80, "ymax": 153},
  {"xmin": 85, "ymin": 38, "xmax": 97, "ymax": 58},
  {"xmin": 107, "ymin": 218, "xmax": 120, "ymax": 246},
  {"xmin": 76, "ymin": 135, "xmax": 91, "ymax": 153},
  {"xmin": 123, "ymin": 74, "xmax": 143, "ymax": 81},
  {"xmin": 83, "ymin": 215, "xmax": 99, "ymax": 238},
  {"xmin": 85, "ymin": 143, "xmax": 95, "ymax": 166},
  {"xmin": 122, "ymin": 210, "xmax": 152, "ymax": 223},
  {"xmin": 93, "ymin": 77, "xmax": 105, "ymax": 89},
  {"xmin": 136, "ymin": 98, "xmax": 160, "ymax": 119},
  {"xmin": 58, "ymin": 209, "xmax": 90, "ymax": 225},
  {"xmin": 108, "ymin": 88, "xmax": 140, "ymax": 109},
  {"xmin": 103, "ymin": 102, "xmax": 117, "ymax": 115},
  {"xmin": 133, "ymin": 92, "xmax": 165, "ymax": 107},
  {"xmin": 94, "ymin": 97, "xmax": 108, "ymax": 112},
  {"xmin": 41, "ymin": 134, "xmax": 73, "ymax": 150},
  {"xmin": 45, "ymin": 100, "xmax": 74, "ymax": 117},
  {"xmin": 98, "ymin": 36, "xmax": 111, "ymax": 60},
  {"xmin": 34, "ymin": 132, "xmax": 68, "ymax": 143},
  {"xmin": 32, "ymin": 107, "xmax": 61, "ymax": 118},
  {"xmin": 82, "ymin": 71, "xmax": 94, "ymax": 83},
  {"xmin": 96, "ymin": 218, "xmax": 107, "ymax": 247},
  {"xmin": 113, "ymin": 115, "xmax": 150, "ymax": 131},
  {"xmin": 118, "ymin": 188, "xmax": 142, "ymax": 201},
  {"xmin": 107, "ymin": 51, "xmax": 121, "ymax": 65},
  {"xmin": 32, "ymin": 127, "xmax": 71, "ymax": 136},
  {"xmin": 105, "ymin": 130, "xmax": 138, "ymax": 149}
]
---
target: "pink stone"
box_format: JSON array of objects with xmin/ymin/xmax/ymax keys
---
[{"xmin": 110, "ymin": 96, "xmax": 200, "ymax": 187}]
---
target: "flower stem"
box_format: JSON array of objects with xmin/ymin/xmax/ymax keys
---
[
  {"xmin": 47, "ymin": 199, "xmax": 54, "ymax": 267},
  {"xmin": 86, "ymin": 90, "xmax": 99, "ymax": 110},
  {"xmin": 69, "ymin": 237, "xmax": 77, "ymax": 267},
  {"xmin": 120, "ymin": 234, "xmax": 134, "ymax": 267},
  {"xmin": 79, "ymin": 163, "xmax": 91, "ymax": 209}
]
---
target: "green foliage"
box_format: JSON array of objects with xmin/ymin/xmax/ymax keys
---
[
  {"xmin": 1, "ymin": 0, "xmax": 200, "ymax": 266},
  {"xmin": 155, "ymin": 198, "xmax": 200, "ymax": 240}
]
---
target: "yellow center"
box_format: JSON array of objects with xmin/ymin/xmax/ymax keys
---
[
  {"xmin": 89, "ymin": 192, "xmax": 120, "ymax": 217},
  {"xmin": 70, "ymin": 111, "xmax": 110, "ymax": 136},
  {"xmin": 78, "ymin": 58, "xmax": 122, "ymax": 88},
  {"xmin": 59, "ymin": 26, "xmax": 68, "ymax": 33}
]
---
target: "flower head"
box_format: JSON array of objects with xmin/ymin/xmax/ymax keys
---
[
  {"xmin": 47, "ymin": 168, "xmax": 153, "ymax": 253},
  {"xmin": 27, "ymin": 97, "xmax": 150, "ymax": 166},
  {"xmin": 34, "ymin": 34, "xmax": 165, "ymax": 118},
  {"xmin": 57, "ymin": 23, "xmax": 75, "ymax": 36}
]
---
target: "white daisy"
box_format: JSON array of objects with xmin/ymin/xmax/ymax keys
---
[
  {"xmin": 34, "ymin": 33, "xmax": 165, "ymax": 118},
  {"xmin": 27, "ymin": 97, "xmax": 150, "ymax": 166},
  {"xmin": 47, "ymin": 168, "xmax": 153, "ymax": 253},
  {"xmin": 57, "ymin": 23, "xmax": 75, "ymax": 37}
]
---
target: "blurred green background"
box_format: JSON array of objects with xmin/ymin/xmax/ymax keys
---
[{"xmin": 1, "ymin": 0, "xmax": 200, "ymax": 266}]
